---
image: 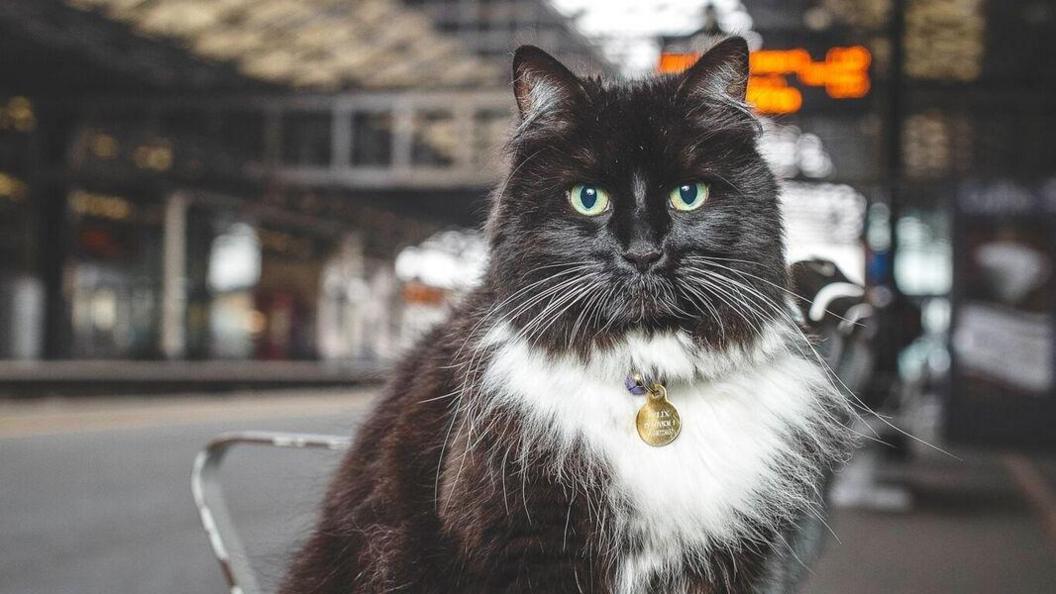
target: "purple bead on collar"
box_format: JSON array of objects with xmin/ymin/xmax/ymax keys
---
[{"xmin": 625, "ymin": 373, "xmax": 649, "ymax": 395}]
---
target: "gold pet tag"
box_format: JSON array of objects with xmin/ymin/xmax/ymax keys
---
[{"xmin": 635, "ymin": 384, "xmax": 681, "ymax": 447}]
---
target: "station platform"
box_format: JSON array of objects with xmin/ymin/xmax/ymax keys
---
[
  {"xmin": 807, "ymin": 447, "xmax": 1056, "ymax": 593},
  {"xmin": 1, "ymin": 390, "xmax": 1054, "ymax": 593}
]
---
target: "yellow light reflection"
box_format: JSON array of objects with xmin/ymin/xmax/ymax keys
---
[
  {"xmin": 0, "ymin": 97, "xmax": 36, "ymax": 132},
  {"xmin": 90, "ymin": 133, "xmax": 119, "ymax": 159},
  {"xmin": 0, "ymin": 171, "xmax": 29, "ymax": 203}
]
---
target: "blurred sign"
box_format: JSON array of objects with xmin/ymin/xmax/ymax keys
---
[
  {"xmin": 658, "ymin": 46, "xmax": 872, "ymax": 114},
  {"xmin": 70, "ymin": 190, "xmax": 133, "ymax": 220},
  {"xmin": 954, "ymin": 303, "xmax": 1053, "ymax": 394},
  {"xmin": 958, "ymin": 179, "xmax": 1053, "ymax": 215}
]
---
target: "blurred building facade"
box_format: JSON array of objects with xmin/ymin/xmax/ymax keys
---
[
  {"xmin": 0, "ymin": 0, "xmax": 608, "ymax": 367},
  {"xmin": 0, "ymin": 0, "xmax": 1053, "ymax": 440}
]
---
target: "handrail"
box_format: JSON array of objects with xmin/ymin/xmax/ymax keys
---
[{"xmin": 191, "ymin": 431, "xmax": 352, "ymax": 594}]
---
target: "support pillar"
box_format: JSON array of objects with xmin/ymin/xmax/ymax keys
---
[{"xmin": 160, "ymin": 192, "xmax": 188, "ymax": 359}]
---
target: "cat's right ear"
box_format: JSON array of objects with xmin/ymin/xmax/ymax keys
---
[{"xmin": 512, "ymin": 46, "xmax": 586, "ymax": 122}]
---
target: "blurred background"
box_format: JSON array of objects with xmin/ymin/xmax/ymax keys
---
[{"xmin": 0, "ymin": 1, "xmax": 1054, "ymax": 593}]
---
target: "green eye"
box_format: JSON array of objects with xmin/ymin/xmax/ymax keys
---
[
  {"xmin": 669, "ymin": 182, "xmax": 710, "ymax": 211},
  {"xmin": 568, "ymin": 184, "xmax": 610, "ymax": 216}
]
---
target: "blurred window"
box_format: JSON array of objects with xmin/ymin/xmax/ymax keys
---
[
  {"xmin": 162, "ymin": 109, "xmax": 208, "ymax": 142},
  {"xmin": 0, "ymin": 170, "xmax": 32, "ymax": 274},
  {"xmin": 412, "ymin": 111, "xmax": 456, "ymax": 167},
  {"xmin": 208, "ymin": 222, "xmax": 261, "ymax": 293},
  {"xmin": 782, "ymin": 181, "xmax": 866, "ymax": 284},
  {"xmin": 473, "ymin": 109, "xmax": 510, "ymax": 169},
  {"xmin": 895, "ymin": 209, "xmax": 952, "ymax": 296},
  {"xmin": 68, "ymin": 192, "xmax": 162, "ymax": 359},
  {"xmin": 218, "ymin": 111, "xmax": 265, "ymax": 164},
  {"xmin": 281, "ymin": 112, "xmax": 331, "ymax": 167},
  {"xmin": 0, "ymin": 97, "xmax": 33, "ymax": 176},
  {"xmin": 351, "ymin": 111, "xmax": 393, "ymax": 167}
]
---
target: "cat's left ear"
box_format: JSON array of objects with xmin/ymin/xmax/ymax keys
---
[
  {"xmin": 512, "ymin": 46, "xmax": 586, "ymax": 122},
  {"xmin": 676, "ymin": 36, "xmax": 750, "ymax": 102}
]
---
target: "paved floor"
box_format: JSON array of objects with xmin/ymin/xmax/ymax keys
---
[
  {"xmin": 1, "ymin": 390, "xmax": 371, "ymax": 594},
  {"xmin": 807, "ymin": 450, "xmax": 1056, "ymax": 593},
  {"xmin": 1, "ymin": 391, "xmax": 1054, "ymax": 594}
]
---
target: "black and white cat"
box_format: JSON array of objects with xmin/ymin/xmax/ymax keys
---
[{"xmin": 281, "ymin": 37, "xmax": 852, "ymax": 594}]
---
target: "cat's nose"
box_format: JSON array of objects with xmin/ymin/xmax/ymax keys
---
[{"xmin": 622, "ymin": 246, "xmax": 662, "ymax": 272}]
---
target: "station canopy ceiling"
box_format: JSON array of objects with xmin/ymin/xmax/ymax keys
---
[{"xmin": 35, "ymin": 0, "xmax": 505, "ymax": 90}]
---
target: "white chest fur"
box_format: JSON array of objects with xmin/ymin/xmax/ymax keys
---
[{"xmin": 479, "ymin": 323, "xmax": 840, "ymax": 593}]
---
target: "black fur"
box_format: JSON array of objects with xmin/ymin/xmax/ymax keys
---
[{"xmin": 280, "ymin": 37, "xmax": 827, "ymax": 594}]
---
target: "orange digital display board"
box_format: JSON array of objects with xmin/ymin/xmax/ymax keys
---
[{"xmin": 658, "ymin": 46, "xmax": 872, "ymax": 114}]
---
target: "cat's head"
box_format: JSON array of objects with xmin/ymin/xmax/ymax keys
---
[{"xmin": 484, "ymin": 37, "xmax": 787, "ymax": 352}]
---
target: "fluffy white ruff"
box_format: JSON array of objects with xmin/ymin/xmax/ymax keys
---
[{"xmin": 479, "ymin": 323, "xmax": 846, "ymax": 592}]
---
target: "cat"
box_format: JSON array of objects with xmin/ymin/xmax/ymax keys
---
[{"xmin": 280, "ymin": 36, "xmax": 852, "ymax": 594}]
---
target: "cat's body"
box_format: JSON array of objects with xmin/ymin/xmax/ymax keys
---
[{"xmin": 282, "ymin": 38, "xmax": 852, "ymax": 594}]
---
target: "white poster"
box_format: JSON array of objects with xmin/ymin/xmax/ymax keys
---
[{"xmin": 953, "ymin": 302, "xmax": 1053, "ymax": 394}]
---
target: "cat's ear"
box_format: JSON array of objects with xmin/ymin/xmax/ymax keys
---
[
  {"xmin": 512, "ymin": 46, "xmax": 586, "ymax": 121},
  {"xmin": 676, "ymin": 36, "xmax": 750, "ymax": 102}
]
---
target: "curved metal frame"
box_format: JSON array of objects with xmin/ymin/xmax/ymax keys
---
[{"xmin": 191, "ymin": 431, "xmax": 352, "ymax": 594}]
